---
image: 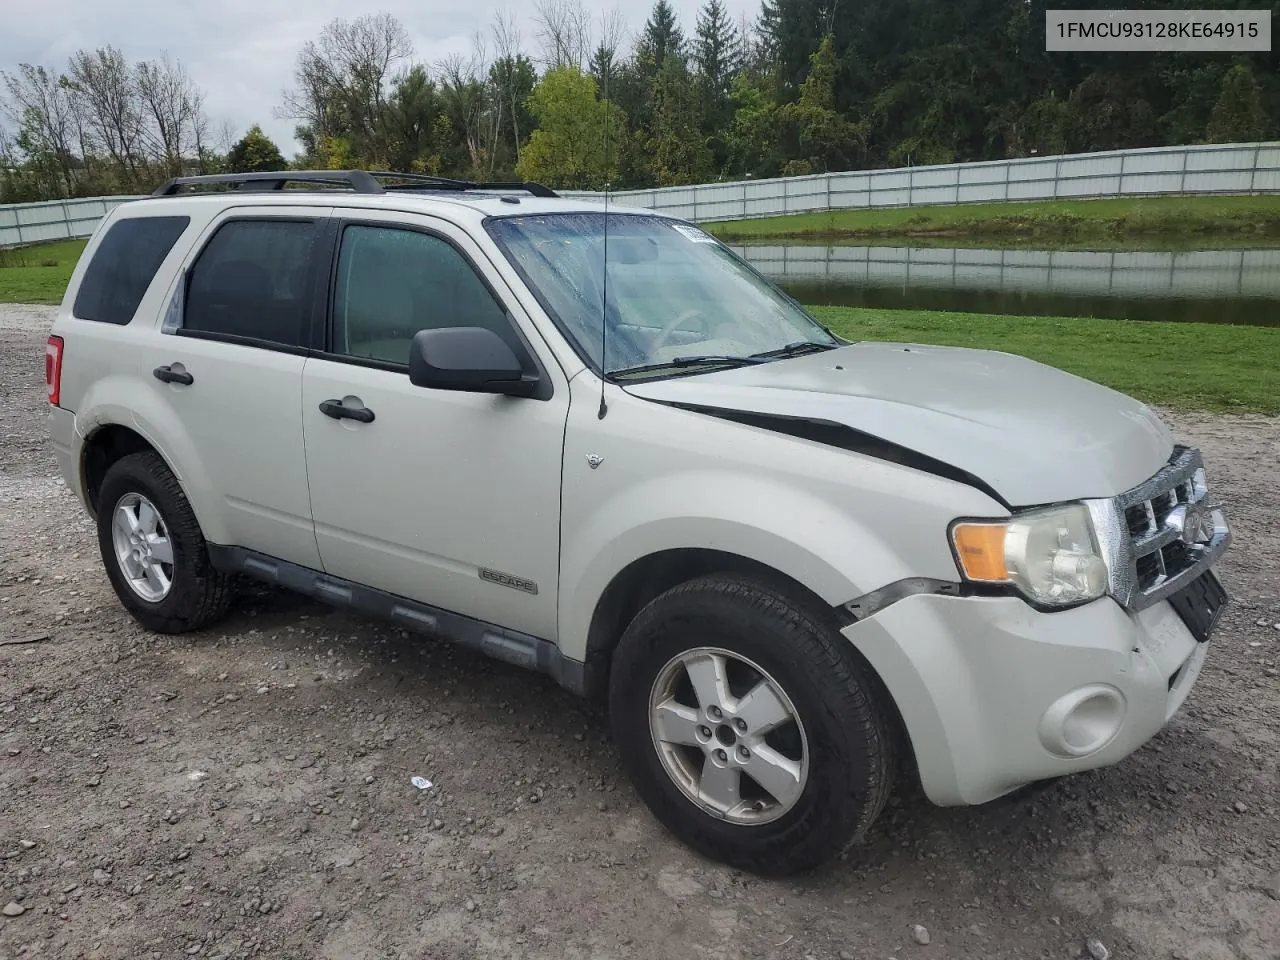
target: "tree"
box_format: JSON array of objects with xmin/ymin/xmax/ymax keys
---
[
  {"xmin": 1016, "ymin": 96, "xmax": 1073, "ymax": 157},
  {"xmin": 491, "ymin": 12, "xmax": 536, "ymax": 166},
  {"xmin": 225, "ymin": 125, "xmax": 286, "ymax": 172},
  {"xmin": 517, "ymin": 67, "xmax": 624, "ymax": 189},
  {"xmin": 66, "ymin": 46, "xmax": 146, "ymax": 187},
  {"xmin": 437, "ymin": 52, "xmax": 488, "ymax": 174},
  {"xmin": 3, "ymin": 46, "xmax": 212, "ymax": 198},
  {"xmin": 589, "ymin": 45, "xmax": 617, "ymax": 97},
  {"xmin": 1068, "ymin": 71, "xmax": 1156, "ymax": 152},
  {"xmin": 533, "ymin": 0, "xmax": 591, "ymax": 71},
  {"xmin": 777, "ymin": 35, "xmax": 863, "ymax": 172},
  {"xmin": 278, "ymin": 14, "xmax": 412, "ymax": 167},
  {"xmin": 756, "ymin": 0, "xmax": 782, "ymax": 72},
  {"xmin": 135, "ymin": 53, "xmax": 205, "ymax": 177},
  {"xmin": 648, "ymin": 57, "xmax": 713, "ymax": 185},
  {"xmin": 0, "ymin": 64, "xmax": 77, "ymax": 196},
  {"xmin": 588, "ymin": 9, "xmax": 626, "ymax": 96},
  {"xmin": 694, "ymin": 0, "xmax": 740, "ymax": 133},
  {"xmin": 726, "ymin": 72, "xmax": 781, "ymax": 176},
  {"xmin": 637, "ymin": 0, "xmax": 686, "ymax": 75},
  {"xmin": 1206, "ymin": 64, "xmax": 1268, "ymax": 144},
  {"xmin": 762, "ymin": 0, "xmax": 830, "ymax": 96},
  {"xmin": 9, "ymin": 0, "xmax": 1280, "ymax": 201},
  {"xmin": 384, "ymin": 66, "xmax": 442, "ymax": 173}
]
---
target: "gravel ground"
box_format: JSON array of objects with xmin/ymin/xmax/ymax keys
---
[{"xmin": 1, "ymin": 302, "xmax": 1278, "ymax": 960}]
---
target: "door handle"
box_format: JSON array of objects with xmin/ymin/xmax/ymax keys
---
[
  {"xmin": 319, "ymin": 398, "xmax": 375, "ymax": 423},
  {"xmin": 153, "ymin": 364, "xmax": 194, "ymax": 386}
]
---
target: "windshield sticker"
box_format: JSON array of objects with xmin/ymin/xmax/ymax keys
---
[{"xmin": 671, "ymin": 223, "xmax": 717, "ymax": 244}]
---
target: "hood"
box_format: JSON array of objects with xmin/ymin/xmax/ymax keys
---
[{"xmin": 625, "ymin": 341, "xmax": 1173, "ymax": 507}]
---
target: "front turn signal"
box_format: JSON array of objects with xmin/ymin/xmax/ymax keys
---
[{"xmin": 951, "ymin": 522, "xmax": 1010, "ymax": 583}]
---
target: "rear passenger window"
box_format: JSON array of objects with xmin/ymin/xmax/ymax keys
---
[
  {"xmin": 183, "ymin": 219, "xmax": 319, "ymax": 347},
  {"xmin": 73, "ymin": 216, "xmax": 189, "ymax": 325}
]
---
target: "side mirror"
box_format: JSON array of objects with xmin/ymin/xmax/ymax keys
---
[{"xmin": 408, "ymin": 327, "xmax": 539, "ymax": 397}]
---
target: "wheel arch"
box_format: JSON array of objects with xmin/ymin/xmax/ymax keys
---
[
  {"xmin": 580, "ymin": 547, "xmax": 919, "ymax": 789},
  {"xmin": 73, "ymin": 396, "xmax": 230, "ymax": 545},
  {"xmin": 581, "ymin": 548, "xmax": 848, "ymax": 701},
  {"xmin": 81, "ymin": 423, "xmax": 161, "ymax": 518}
]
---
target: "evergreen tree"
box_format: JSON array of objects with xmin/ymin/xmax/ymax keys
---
[
  {"xmin": 383, "ymin": 67, "xmax": 441, "ymax": 173},
  {"xmin": 1206, "ymin": 64, "xmax": 1268, "ymax": 144},
  {"xmin": 756, "ymin": 0, "xmax": 782, "ymax": 71},
  {"xmin": 694, "ymin": 0, "xmax": 741, "ymax": 134},
  {"xmin": 589, "ymin": 45, "xmax": 617, "ymax": 97},
  {"xmin": 726, "ymin": 72, "xmax": 782, "ymax": 177},
  {"xmin": 777, "ymin": 34, "xmax": 864, "ymax": 172},
  {"xmin": 225, "ymin": 125, "xmax": 286, "ymax": 172},
  {"xmin": 767, "ymin": 0, "xmax": 831, "ymax": 96},
  {"xmin": 648, "ymin": 57, "xmax": 713, "ymax": 185},
  {"xmin": 637, "ymin": 1, "xmax": 687, "ymax": 76}
]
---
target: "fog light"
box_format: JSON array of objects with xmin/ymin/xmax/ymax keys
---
[{"xmin": 1039, "ymin": 685, "xmax": 1126, "ymax": 758}]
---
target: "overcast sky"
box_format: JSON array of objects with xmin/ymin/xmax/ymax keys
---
[{"xmin": 2, "ymin": 0, "xmax": 759, "ymax": 155}]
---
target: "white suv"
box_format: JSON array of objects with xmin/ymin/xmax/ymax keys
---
[{"xmin": 46, "ymin": 170, "xmax": 1232, "ymax": 875}]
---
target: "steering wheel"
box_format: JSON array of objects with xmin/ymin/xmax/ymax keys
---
[{"xmin": 650, "ymin": 309, "xmax": 707, "ymax": 352}]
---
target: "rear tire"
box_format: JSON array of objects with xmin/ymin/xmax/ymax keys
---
[
  {"xmin": 96, "ymin": 451, "xmax": 233, "ymax": 633},
  {"xmin": 608, "ymin": 573, "xmax": 897, "ymax": 875}
]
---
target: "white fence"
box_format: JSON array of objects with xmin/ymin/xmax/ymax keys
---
[
  {"xmin": 0, "ymin": 195, "xmax": 147, "ymax": 248},
  {"xmin": 2, "ymin": 142, "xmax": 1279, "ymax": 246},
  {"xmin": 731, "ymin": 244, "xmax": 1280, "ymax": 300},
  {"xmin": 564, "ymin": 141, "xmax": 1280, "ymax": 222}
]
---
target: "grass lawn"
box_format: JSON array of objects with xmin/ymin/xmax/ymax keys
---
[
  {"xmin": 814, "ymin": 306, "xmax": 1280, "ymax": 416},
  {"xmin": 0, "ymin": 238, "xmax": 86, "ymax": 304},
  {"xmin": 708, "ymin": 195, "xmax": 1280, "ymax": 245}
]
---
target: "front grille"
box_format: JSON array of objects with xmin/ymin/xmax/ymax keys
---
[
  {"xmin": 1105, "ymin": 445, "xmax": 1230, "ymax": 610},
  {"xmin": 1135, "ymin": 551, "xmax": 1161, "ymax": 588}
]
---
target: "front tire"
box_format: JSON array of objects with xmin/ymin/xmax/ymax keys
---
[
  {"xmin": 96, "ymin": 451, "xmax": 233, "ymax": 634},
  {"xmin": 608, "ymin": 574, "xmax": 897, "ymax": 875}
]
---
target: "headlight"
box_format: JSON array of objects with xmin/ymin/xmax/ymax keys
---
[{"xmin": 950, "ymin": 503, "xmax": 1109, "ymax": 607}]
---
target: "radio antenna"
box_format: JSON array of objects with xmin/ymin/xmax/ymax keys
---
[{"xmin": 597, "ymin": 60, "xmax": 611, "ymax": 420}]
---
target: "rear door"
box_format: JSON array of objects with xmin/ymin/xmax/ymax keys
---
[{"xmin": 133, "ymin": 207, "xmax": 333, "ymax": 567}]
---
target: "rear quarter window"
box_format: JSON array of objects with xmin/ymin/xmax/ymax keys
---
[{"xmin": 73, "ymin": 215, "xmax": 190, "ymax": 325}]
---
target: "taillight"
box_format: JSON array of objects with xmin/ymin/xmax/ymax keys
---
[{"xmin": 46, "ymin": 335, "xmax": 63, "ymax": 407}]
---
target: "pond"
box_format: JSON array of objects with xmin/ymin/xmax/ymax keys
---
[{"xmin": 733, "ymin": 243, "xmax": 1280, "ymax": 327}]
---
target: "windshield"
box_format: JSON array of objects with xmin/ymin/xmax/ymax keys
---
[{"xmin": 485, "ymin": 213, "xmax": 838, "ymax": 377}]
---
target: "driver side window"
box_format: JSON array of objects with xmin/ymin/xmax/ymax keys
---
[{"xmin": 332, "ymin": 224, "xmax": 514, "ymax": 366}]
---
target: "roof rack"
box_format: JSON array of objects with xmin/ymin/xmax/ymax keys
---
[
  {"xmin": 366, "ymin": 171, "xmax": 560, "ymax": 198},
  {"xmin": 152, "ymin": 169, "xmax": 558, "ymax": 199}
]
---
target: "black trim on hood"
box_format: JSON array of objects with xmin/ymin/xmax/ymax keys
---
[{"xmin": 660, "ymin": 403, "xmax": 1013, "ymax": 509}]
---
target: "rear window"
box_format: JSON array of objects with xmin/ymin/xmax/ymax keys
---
[{"xmin": 72, "ymin": 216, "xmax": 190, "ymax": 325}]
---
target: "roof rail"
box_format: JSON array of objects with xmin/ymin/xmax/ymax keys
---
[
  {"xmin": 151, "ymin": 170, "xmax": 385, "ymax": 196},
  {"xmin": 368, "ymin": 172, "xmax": 559, "ymax": 198},
  {"xmin": 152, "ymin": 169, "xmax": 559, "ymax": 199}
]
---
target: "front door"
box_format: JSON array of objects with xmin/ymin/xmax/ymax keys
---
[{"xmin": 300, "ymin": 212, "xmax": 568, "ymax": 640}]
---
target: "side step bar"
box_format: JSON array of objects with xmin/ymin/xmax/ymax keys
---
[{"xmin": 206, "ymin": 544, "xmax": 586, "ymax": 696}]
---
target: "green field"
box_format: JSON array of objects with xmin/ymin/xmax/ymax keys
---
[
  {"xmin": 815, "ymin": 306, "xmax": 1280, "ymax": 415},
  {"xmin": 0, "ymin": 238, "xmax": 86, "ymax": 304},
  {"xmin": 2, "ymin": 236, "xmax": 1276, "ymax": 415},
  {"xmin": 708, "ymin": 195, "xmax": 1280, "ymax": 245}
]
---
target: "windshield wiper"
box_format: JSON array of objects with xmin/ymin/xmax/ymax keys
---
[
  {"xmin": 611, "ymin": 343, "xmax": 836, "ymax": 379},
  {"xmin": 611, "ymin": 355, "xmax": 769, "ymax": 378},
  {"xmin": 671, "ymin": 341, "xmax": 835, "ymax": 367},
  {"xmin": 670, "ymin": 354, "xmax": 771, "ymax": 367},
  {"xmin": 748, "ymin": 340, "xmax": 837, "ymax": 360}
]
